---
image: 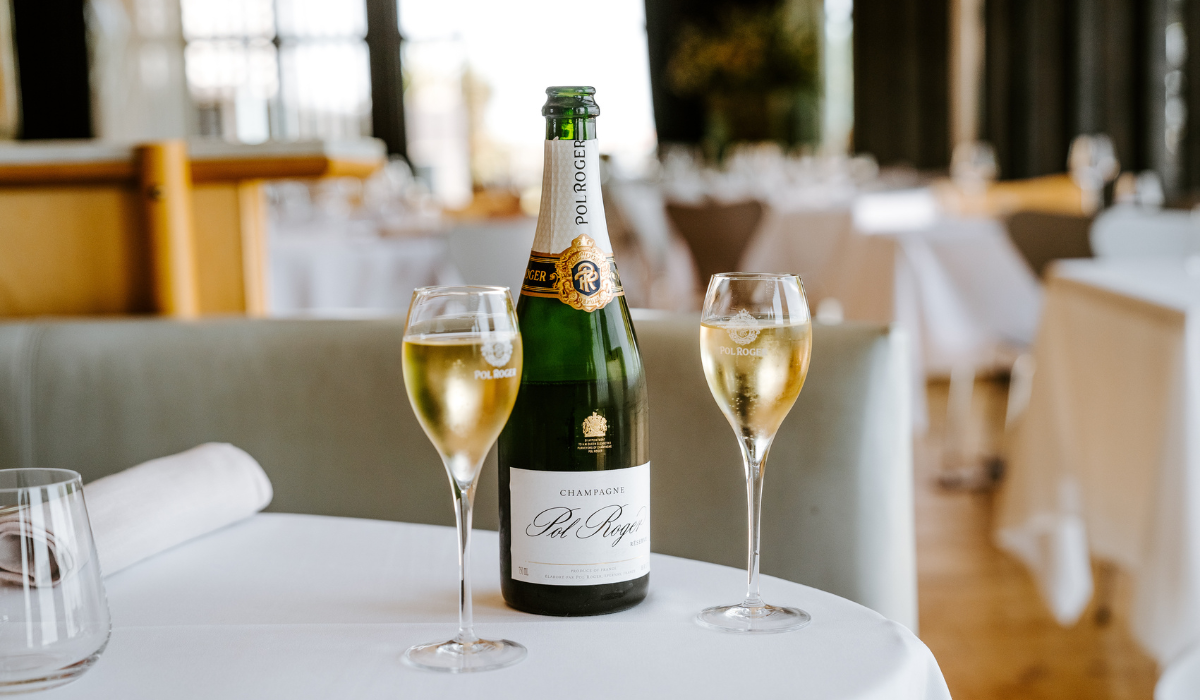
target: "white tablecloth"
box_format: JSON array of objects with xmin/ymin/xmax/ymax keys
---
[
  {"xmin": 43, "ymin": 514, "xmax": 950, "ymax": 700},
  {"xmin": 997, "ymin": 258, "xmax": 1200, "ymax": 667},
  {"xmin": 741, "ymin": 206, "xmax": 854, "ymax": 308},
  {"xmin": 269, "ymin": 234, "xmax": 463, "ymax": 315},
  {"xmin": 744, "ymin": 205, "xmax": 1042, "ymax": 428}
]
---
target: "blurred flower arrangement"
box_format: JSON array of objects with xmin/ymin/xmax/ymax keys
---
[{"xmin": 667, "ymin": 2, "xmax": 820, "ymax": 161}]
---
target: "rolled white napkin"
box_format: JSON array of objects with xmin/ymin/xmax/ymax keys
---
[{"xmin": 84, "ymin": 443, "xmax": 273, "ymax": 576}]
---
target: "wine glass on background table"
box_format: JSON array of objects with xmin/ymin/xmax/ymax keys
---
[
  {"xmin": 402, "ymin": 286, "xmax": 526, "ymax": 672},
  {"xmin": 697, "ymin": 273, "xmax": 813, "ymax": 633}
]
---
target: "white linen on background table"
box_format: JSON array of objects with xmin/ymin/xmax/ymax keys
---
[
  {"xmin": 41, "ymin": 514, "xmax": 951, "ymax": 700},
  {"xmin": 741, "ymin": 206, "xmax": 854, "ymax": 307},
  {"xmin": 744, "ymin": 205, "xmax": 1042, "ymax": 429},
  {"xmin": 269, "ymin": 234, "xmax": 463, "ymax": 315},
  {"xmin": 996, "ymin": 258, "xmax": 1200, "ymax": 667}
]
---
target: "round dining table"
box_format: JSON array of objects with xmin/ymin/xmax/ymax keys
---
[{"xmin": 40, "ymin": 514, "xmax": 950, "ymax": 699}]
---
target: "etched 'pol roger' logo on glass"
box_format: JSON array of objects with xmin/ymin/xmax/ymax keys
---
[
  {"xmin": 726, "ymin": 309, "xmax": 761, "ymax": 345},
  {"xmin": 481, "ymin": 339, "xmax": 514, "ymax": 368}
]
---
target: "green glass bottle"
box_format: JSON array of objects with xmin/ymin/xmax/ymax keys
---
[{"xmin": 498, "ymin": 86, "xmax": 650, "ymax": 616}]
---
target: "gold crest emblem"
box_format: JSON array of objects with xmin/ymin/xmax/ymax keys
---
[
  {"xmin": 554, "ymin": 234, "xmax": 616, "ymax": 312},
  {"xmin": 582, "ymin": 411, "xmax": 608, "ymax": 438},
  {"xmin": 726, "ymin": 308, "xmax": 760, "ymax": 346}
]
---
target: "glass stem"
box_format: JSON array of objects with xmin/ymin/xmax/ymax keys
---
[
  {"xmin": 451, "ymin": 473, "xmax": 479, "ymax": 646},
  {"xmin": 740, "ymin": 437, "xmax": 771, "ymax": 610}
]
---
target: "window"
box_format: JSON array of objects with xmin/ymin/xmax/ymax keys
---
[
  {"xmin": 180, "ymin": 0, "xmax": 371, "ymax": 143},
  {"xmin": 399, "ymin": 0, "xmax": 658, "ymax": 207}
]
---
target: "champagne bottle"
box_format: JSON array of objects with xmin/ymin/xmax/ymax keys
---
[{"xmin": 498, "ymin": 86, "xmax": 650, "ymax": 616}]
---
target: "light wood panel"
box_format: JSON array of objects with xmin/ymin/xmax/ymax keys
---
[
  {"xmin": 936, "ymin": 174, "xmax": 1087, "ymax": 217},
  {"xmin": 0, "ymin": 139, "xmax": 382, "ymax": 317},
  {"xmin": 190, "ymin": 181, "xmax": 267, "ymax": 315},
  {"xmin": 0, "ymin": 184, "xmax": 150, "ymax": 315},
  {"xmin": 137, "ymin": 141, "xmax": 198, "ymax": 317},
  {"xmin": 0, "ymin": 149, "xmax": 382, "ymax": 185},
  {"xmin": 0, "ymin": 160, "xmax": 135, "ymax": 184},
  {"xmin": 237, "ymin": 181, "xmax": 268, "ymax": 316},
  {"xmin": 190, "ymin": 155, "xmax": 381, "ymax": 182}
]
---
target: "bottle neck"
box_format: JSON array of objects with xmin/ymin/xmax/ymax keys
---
[
  {"xmin": 545, "ymin": 116, "xmax": 597, "ymax": 141},
  {"xmin": 530, "ymin": 125, "xmax": 610, "ymax": 255}
]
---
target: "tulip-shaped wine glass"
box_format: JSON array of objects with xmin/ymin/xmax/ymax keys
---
[
  {"xmin": 402, "ymin": 286, "xmax": 526, "ymax": 672},
  {"xmin": 697, "ymin": 273, "xmax": 813, "ymax": 633}
]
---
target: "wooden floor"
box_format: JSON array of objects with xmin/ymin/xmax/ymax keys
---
[{"xmin": 917, "ymin": 379, "xmax": 1159, "ymax": 700}]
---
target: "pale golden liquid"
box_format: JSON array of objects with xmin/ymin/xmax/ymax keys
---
[
  {"xmin": 700, "ymin": 320, "xmax": 812, "ymax": 441},
  {"xmin": 403, "ymin": 332, "xmax": 522, "ymax": 483}
]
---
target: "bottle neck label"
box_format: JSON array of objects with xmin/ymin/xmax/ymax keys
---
[
  {"xmin": 523, "ymin": 139, "xmax": 621, "ymax": 311},
  {"xmin": 520, "ymin": 235, "xmax": 624, "ymax": 310}
]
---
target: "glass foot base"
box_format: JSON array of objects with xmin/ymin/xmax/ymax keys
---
[
  {"xmin": 0, "ymin": 652, "xmax": 102, "ymax": 694},
  {"xmin": 695, "ymin": 603, "xmax": 812, "ymax": 634},
  {"xmin": 403, "ymin": 638, "xmax": 526, "ymax": 673}
]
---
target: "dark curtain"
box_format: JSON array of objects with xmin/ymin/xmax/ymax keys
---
[
  {"xmin": 11, "ymin": 0, "xmax": 92, "ymax": 139},
  {"xmin": 1185, "ymin": 0, "xmax": 1200, "ymax": 193},
  {"xmin": 366, "ymin": 0, "xmax": 407, "ymax": 158},
  {"xmin": 983, "ymin": 0, "xmax": 1152, "ymax": 181},
  {"xmin": 852, "ymin": 0, "xmax": 950, "ymax": 168}
]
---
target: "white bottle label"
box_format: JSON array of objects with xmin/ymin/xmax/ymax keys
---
[{"xmin": 509, "ymin": 463, "xmax": 650, "ymax": 586}]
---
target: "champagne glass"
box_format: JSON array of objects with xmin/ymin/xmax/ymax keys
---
[
  {"xmin": 401, "ymin": 286, "xmax": 526, "ymax": 672},
  {"xmin": 697, "ymin": 273, "xmax": 813, "ymax": 633},
  {"xmin": 950, "ymin": 140, "xmax": 998, "ymax": 196},
  {"xmin": 1068, "ymin": 134, "xmax": 1119, "ymax": 214}
]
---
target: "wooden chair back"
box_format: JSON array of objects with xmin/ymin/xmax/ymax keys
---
[
  {"xmin": 0, "ymin": 139, "xmax": 384, "ymax": 317},
  {"xmin": 665, "ymin": 199, "xmax": 765, "ymax": 290},
  {"xmin": 1004, "ymin": 211, "xmax": 1094, "ymax": 278}
]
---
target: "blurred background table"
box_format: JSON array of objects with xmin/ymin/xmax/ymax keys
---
[
  {"xmin": 269, "ymin": 233, "xmax": 462, "ymax": 316},
  {"xmin": 997, "ymin": 258, "xmax": 1200, "ymax": 668},
  {"xmin": 741, "ymin": 190, "xmax": 1042, "ymax": 430},
  {"xmin": 42, "ymin": 514, "xmax": 950, "ymax": 700}
]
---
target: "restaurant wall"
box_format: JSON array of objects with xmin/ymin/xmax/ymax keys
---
[{"xmin": 87, "ymin": 0, "xmax": 193, "ymax": 141}]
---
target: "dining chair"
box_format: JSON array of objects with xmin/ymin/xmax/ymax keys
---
[
  {"xmin": 0, "ymin": 139, "xmax": 384, "ymax": 318},
  {"xmin": 0, "ymin": 313, "xmax": 916, "ymax": 630},
  {"xmin": 665, "ymin": 199, "xmax": 765, "ymax": 291},
  {"xmin": 1004, "ymin": 211, "xmax": 1094, "ymax": 278}
]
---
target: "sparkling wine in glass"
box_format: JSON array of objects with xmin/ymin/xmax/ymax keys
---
[
  {"xmin": 697, "ymin": 273, "xmax": 813, "ymax": 633},
  {"xmin": 402, "ymin": 286, "xmax": 526, "ymax": 672}
]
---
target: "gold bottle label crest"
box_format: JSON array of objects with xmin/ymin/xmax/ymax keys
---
[
  {"xmin": 520, "ymin": 234, "xmax": 624, "ymax": 310},
  {"xmin": 578, "ymin": 410, "xmax": 611, "ymax": 453},
  {"xmin": 582, "ymin": 411, "xmax": 608, "ymax": 438}
]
